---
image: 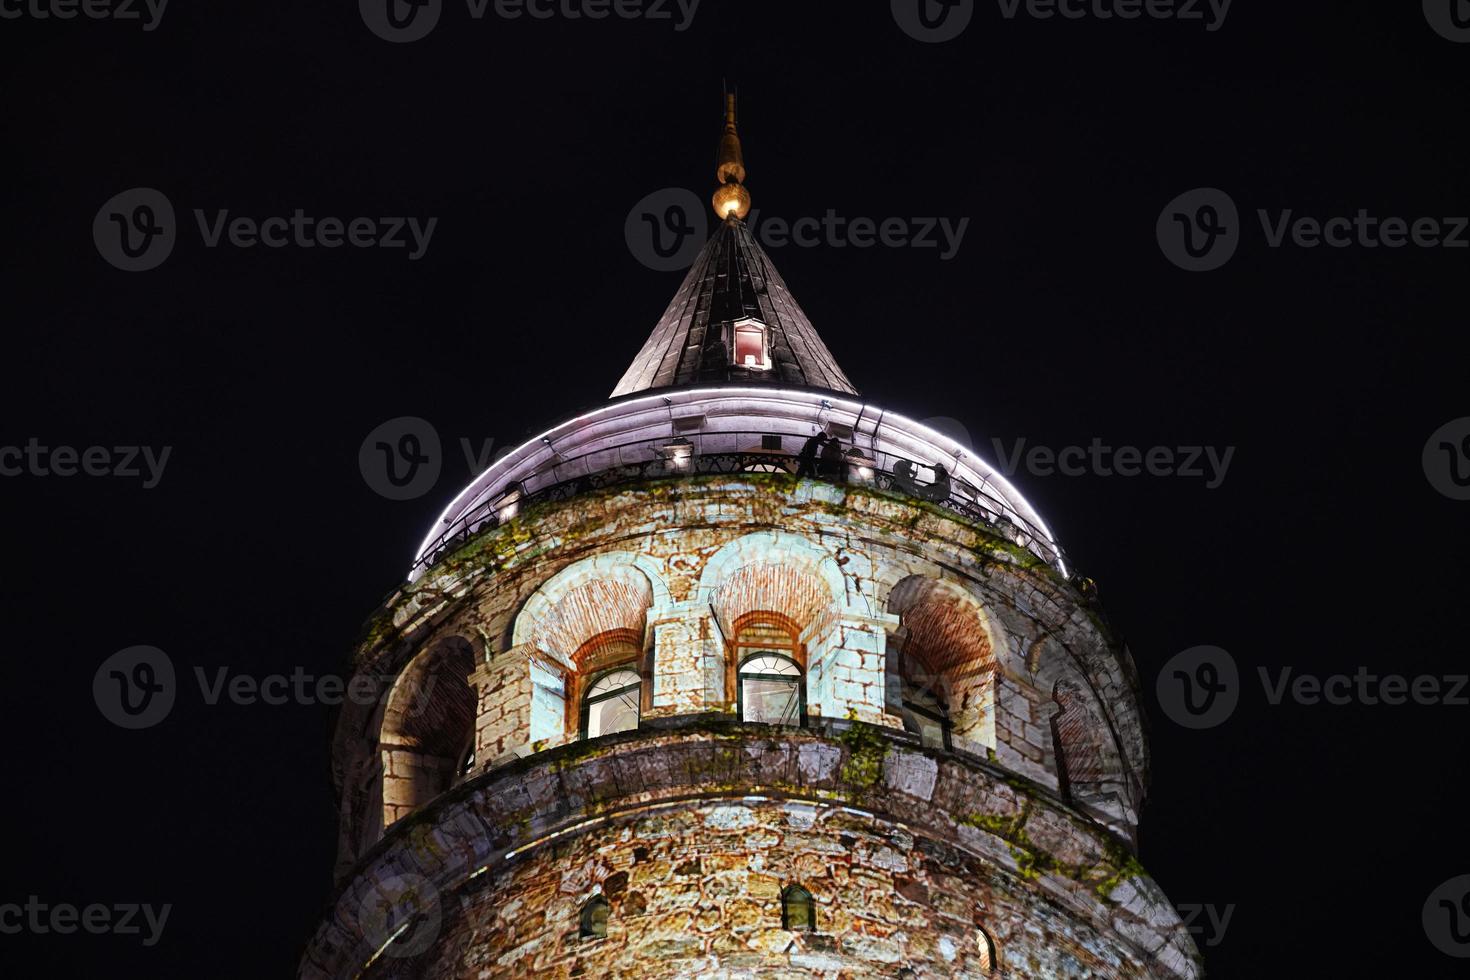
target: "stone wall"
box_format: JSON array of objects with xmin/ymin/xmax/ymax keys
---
[
  {"xmin": 378, "ymin": 800, "xmax": 1126, "ymax": 979},
  {"xmin": 330, "ymin": 475, "xmax": 1148, "ymax": 867},
  {"xmin": 300, "ymin": 723, "xmax": 1199, "ymax": 980}
]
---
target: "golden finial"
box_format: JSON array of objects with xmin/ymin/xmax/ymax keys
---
[{"xmin": 712, "ymin": 90, "xmax": 751, "ymax": 221}]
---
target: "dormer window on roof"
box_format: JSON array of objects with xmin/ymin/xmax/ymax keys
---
[{"xmin": 732, "ymin": 317, "xmax": 770, "ymax": 371}]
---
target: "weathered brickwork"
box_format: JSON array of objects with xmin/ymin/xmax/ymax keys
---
[
  {"xmin": 301, "ymin": 724, "xmax": 1198, "ymax": 979},
  {"xmin": 381, "ymin": 801, "xmax": 1138, "ymax": 979},
  {"xmin": 304, "ymin": 475, "xmax": 1197, "ymax": 979}
]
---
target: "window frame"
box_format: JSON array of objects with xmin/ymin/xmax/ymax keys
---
[
  {"xmin": 579, "ymin": 664, "xmax": 642, "ymax": 740},
  {"xmin": 731, "ymin": 317, "xmax": 770, "ymax": 371},
  {"xmin": 579, "ymin": 895, "xmax": 610, "ymax": 940},
  {"xmin": 780, "ymin": 883, "xmax": 816, "ymax": 932},
  {"xmin": 900, "ymin": 653, "xmax": 953, "ymax": 750},
  {"xmin": 736, "ymin": 650, "xmax": 806, "ymax": 727}
]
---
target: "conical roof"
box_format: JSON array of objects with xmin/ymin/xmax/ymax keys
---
[{"xmin": 611, "ymin": 216, "xmax": 859, "ymax": 397}]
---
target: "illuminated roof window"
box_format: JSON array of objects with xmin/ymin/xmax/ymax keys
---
[{"xmin": 732, "ymin": 317, "xmax": 770, "ymax": 371}]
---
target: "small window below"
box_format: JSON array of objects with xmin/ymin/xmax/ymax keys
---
[
  {"xmin": 579, "ymin": 896, "xmax": 610, "ymax": 939},
  {"xmin": 458, "ymin": 741, "xmax": 476, "ymax": 778},
  {"xmin": 976, "ymin": 926, "xmax": 997, "ymax": 971},
  {"xmin": 781, "ymin": 884, "xmax": 815, "ymax": 932},
  {"xmin": 582, "ymin": 668, "xmax": 641, "ymax": 739}
]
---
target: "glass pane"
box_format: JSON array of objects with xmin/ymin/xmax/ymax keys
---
[
  {"xmin": 586, "ymin": 669, "xmax": 640, "ymax": 699},
  {"xmin": 586, "ymin": 684, "xmax": 640, "ymax": 737},
  {"xmin": 783, "ymin": 889, "xmax": 813, "ymax": 931},
  {"xmin": 742, "ymin": 676, "xmax": 801, "ymax": 724},
  {"xmin": 911, "ymin": 711, "xmax": 946, "ymax": 749},
  {"xmin": 739, "ymin": 654, "xmax": 800, "ymax": 676}
]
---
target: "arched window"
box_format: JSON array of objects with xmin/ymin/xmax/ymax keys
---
[
  {"xmin": 579, "ymin": 895, "xmax": 609, "ymax": 939},
  {"xmin": 781, "ymin": 884, "xmax": 815, "ymax": 932},
  {"xmin": 739, "ymin": 653, "xmax": 804, "ymax": 724},
  {"xmin": 901, "ymin": 654, "xmax": 951, "ymax": 750},
  {"xmin": 581, "ymin": 668, "xmax": 641, "ymax": 739},
  {"xmin": 976, "ymin": 925, "xmax": 997, "ymax": 971}
]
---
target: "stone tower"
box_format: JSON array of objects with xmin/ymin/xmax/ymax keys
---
[{"xmin": 301, "ymin": 98, "xmax": 1203, "ymax": 980}]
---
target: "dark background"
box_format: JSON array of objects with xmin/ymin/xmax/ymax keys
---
[{"xmin": 3, "ymin": 1, "xmax": 1467, "ymax": 975}]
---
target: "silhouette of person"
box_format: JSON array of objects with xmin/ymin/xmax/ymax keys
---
[
  {"xmin": 929, "ymin": 462, "xmax": 951, "ymax": 499},
  {"xmin": 819, "ymin": 435, "xmax": 846, "ymax": 481},
  {"xmin": 796, "ymin": 431, "xmax": 827, "ymax": 477}
]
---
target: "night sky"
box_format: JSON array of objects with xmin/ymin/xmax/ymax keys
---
[{"xmin": 4, "ymin": 1, "xmax": 1469, "ymax": 976}]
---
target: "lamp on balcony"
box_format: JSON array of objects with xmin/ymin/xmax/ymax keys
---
[
  {"xmin": 657, "ymin": 437, "xmax": 695, "ymax": 468},
  {"xmin": 844, "ymin": 447, "xmax": 876, "ymax": 482},
  {"xmin": 494, "ymin": 482, "xmax": 523, "ymax": 522}
]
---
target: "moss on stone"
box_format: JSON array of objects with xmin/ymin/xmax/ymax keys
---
[{"xmin": 837, "ymin": 720, "xmax": 888, "ymax": 788}]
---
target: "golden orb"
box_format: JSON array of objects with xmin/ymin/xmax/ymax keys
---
[{"xmin": 712, "ymin": 182, "xmax": 751, "ymax": 220}]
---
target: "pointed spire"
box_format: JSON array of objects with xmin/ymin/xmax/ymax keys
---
[
  {"xmin": 611, "ymin": 94, "xmax": 858, "ymax": 399},
  {"xmin": 712, "ymin": 90, "xmax": 751, "ymax": 221}
]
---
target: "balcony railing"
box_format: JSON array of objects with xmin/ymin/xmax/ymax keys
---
[{"xmin": 409, "ymin": 431, "xmax": 1070, "ymax": 578}]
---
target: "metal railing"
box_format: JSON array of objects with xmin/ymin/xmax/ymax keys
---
[{"xmin": 410, "ymin": 431, "xmax": 1068, "ymax": 576}]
